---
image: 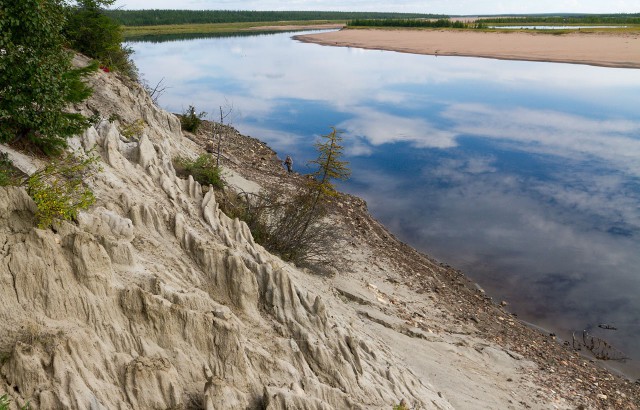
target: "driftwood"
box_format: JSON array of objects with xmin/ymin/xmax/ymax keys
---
[{"xmin": 572, "ymin": 330, "xmax": 628, "ymax": 361}]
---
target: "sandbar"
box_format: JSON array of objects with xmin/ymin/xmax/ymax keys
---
[{"xmin": 295, "ymin": 29, "xmax": 640, "ymax": 69}]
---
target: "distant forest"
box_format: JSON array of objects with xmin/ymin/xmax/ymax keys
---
[
  {"xmin": 481, "ymin": 14, "xmax": 640, "ymax": 24},
  {"xmin": 347, "ymin": 19, "xmax": 469, "ymax": 29},
  {"xmin": 105, "ymin": 10, "xmax": 446, "ymax": 26}
]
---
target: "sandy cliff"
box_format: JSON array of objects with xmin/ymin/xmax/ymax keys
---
[{"xmin": 1, "ymin": 58, "xmax": 638, "ymax": 409}]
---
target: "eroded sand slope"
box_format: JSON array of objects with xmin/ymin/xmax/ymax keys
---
[{"xmin": 1, "ymin": 56, "xmax": 631, "ymax": 409}]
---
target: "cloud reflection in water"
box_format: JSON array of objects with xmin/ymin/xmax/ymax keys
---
[{"xmin": 129, "ymin": 32, "xmax": 640, "ymax": 377}]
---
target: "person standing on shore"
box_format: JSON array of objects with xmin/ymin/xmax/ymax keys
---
[{"xmin": 284, "ymin": 155, "xmax": 293, "ymax": 173}]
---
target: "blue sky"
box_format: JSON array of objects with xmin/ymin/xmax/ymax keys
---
[{"xmin": 112, "ymin": 0, "xmax": 639, "ymax": 14}]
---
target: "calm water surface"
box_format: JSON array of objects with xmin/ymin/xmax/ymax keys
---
[{"xmin": 128, "ymin": 31, "xmax": 640, "ymax": 378}]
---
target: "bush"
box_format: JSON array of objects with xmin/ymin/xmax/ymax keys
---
[
  {"xmin": 174, "ymin": 154, "xmax": 224, "ymax": 189},
  {"xmin": 180, "ymin": 106, "xmax": 207, "ymax": 133},
  {"xmin": 26, "ymin": 153, "xmax": 99, "ymax": 228},
  {"xmin": 119, "ymin": 119, "xmax": 145, "ymax": 140},
  {"xmin": 0, "ymin": 153, "xmax": 20, "ymax": 187},
  {"xmin": 0, "ymin": 0, "xmax": 96, "ymax": 155},
  {"xmin": 219, "ymin": 127, "xmax": 349, "ymax": 268},
  {"xmin": 220, "ymin": 185, "xmax": 337, "ymax": 266},
  {"xmin": 0, "ymin": 393, "xmax": 29, "ymax": 410}
]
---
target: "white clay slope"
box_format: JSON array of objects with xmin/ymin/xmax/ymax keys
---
[{"xmin": 0, "ymin": 62, "xmax": 450, "ymax": 409}]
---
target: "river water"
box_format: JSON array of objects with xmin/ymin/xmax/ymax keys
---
[{"xmin": 127, "ymin": 30, "xmax": 640, "ymax": 378}]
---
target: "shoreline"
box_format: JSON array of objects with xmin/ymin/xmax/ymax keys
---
[
  {"xmin": 244, "ymin": 23, "xmax": 344, "ymax": 31},
  {"xmin": 189, "ymin": 120, "xmax": 640, "ymax": 388},
  {"xmin": 294, "ymin": 29, "xmax": 640, "ymax": 69}
]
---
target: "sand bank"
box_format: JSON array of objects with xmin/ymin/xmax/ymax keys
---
[{"xmin": 296, "ymin": 29, "xmax": 640, "ymax": 69}]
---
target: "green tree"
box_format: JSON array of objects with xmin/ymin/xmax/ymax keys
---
[
  {"xmin": 221, "ymin": 127, "xmax": 351, "ymax": 266},
  {"xmin": 0, "ymin": 0, "xmax": 95, "ymax": 155},
  {"xmin": 306, "ymin": 126, "xmax": 351, "ymax": 213},
  {"xmin": 63, "ymin": 0, "xmax": 137, "ymax": 78},
  {"xmin": 302, "ymin": 127, "xmax": 351, "ymax": 235}
]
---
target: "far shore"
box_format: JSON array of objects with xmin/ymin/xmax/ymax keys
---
[
  {"xmin": 244, "ymin": 23, "xmax": 344, "ymax": 31},
  {"xmin": 295, "ymin": 29, "xmax": 640, "ymax": 69}
]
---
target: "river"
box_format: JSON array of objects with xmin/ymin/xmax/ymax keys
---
[{"xmin": 127, "ymin": 30, "xmax": 640, "ymax": 379}]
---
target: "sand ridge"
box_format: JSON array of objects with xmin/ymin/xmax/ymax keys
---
[{"xmin": 295, "ymin": 29, "xmax": 640, "ymax": 69}]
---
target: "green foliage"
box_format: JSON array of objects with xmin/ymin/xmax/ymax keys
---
[
  {"xmin": 481, "ymin": 14, "xmax": 640, "ymax": 25},
  {"xmin": 63, "ymin": 0, "xmax": 138, "ymax": 78},
  {"xmin": 0, "ymin": 0, "xmax": 95, "ymax": 155},
  {"xmin": 105, "ymin": 10, "xmax": 446, "ymax": 26},
  {"xmin": 308, "ymin": 127, "xmax": 351, "ymax": 200},
  {"xmin": 220, "ymin": 127, "xmax": 350, "ymax": 267},
  {"xmin": 0, "ymin": 152, "xmax": 20, "ymax": 186},
  {"xmin": 174, "ymin": 154, "xmax": 224, "ymax": 189},
  {"xmin": 119, "ymin": 119, "xmax": 146, "ymax": 140},
  {"xmin": 180, "ymin": 105, "xmax": 207, "ymax": 133},
  {"xmin": 220, "ymin": 187, "xmax": 335, "ymax": 265},
  {"xmin": 348, "ymin": 18, "xmax": 468, "ymax": 29},
  {"xmin": 26, "ymin": 153, "xmax": 99, "ymax": 229},
  {"xmin": 0, "ymin": 394, "xmax": 29, "ymax": 410}
]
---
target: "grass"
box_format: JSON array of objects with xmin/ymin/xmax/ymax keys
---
[{"xmin": 122, "ymin": 20, "xmax": 345, "ymax": 38}]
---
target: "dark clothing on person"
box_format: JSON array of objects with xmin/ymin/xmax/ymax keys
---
[{"xmin": 284, "ymin": 155, "xmax": 293, "ymax": 173}]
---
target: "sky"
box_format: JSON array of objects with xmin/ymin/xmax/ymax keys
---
[{"xmin": 112, "ymin": 0, "xmax": 639, "ymax": 15}]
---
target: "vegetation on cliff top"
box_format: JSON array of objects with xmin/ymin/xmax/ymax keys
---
[
  {"xmin": 0, "ymin": 0, "xmax": 135, "ymax": 155},
  {"xmin": 0, "ymin": 0, "xmax": 95, "ymax": 155},
  {"xmin": 0, "ymin": 0, "xmax": 130, "ymax": 228}
]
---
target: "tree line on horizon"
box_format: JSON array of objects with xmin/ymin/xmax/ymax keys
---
[
  {"xmin": 104, "ymin": 9, "xmax": 447, "ymax": 26},
  {"xmin": 480, "ymin": 14, "xmax": 640, "ymax": 25},
  {"xmin": 347, "ymin": 18, "xmax": 470, "ymax": 29}
]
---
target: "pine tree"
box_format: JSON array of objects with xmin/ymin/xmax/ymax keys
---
[
  {"xmin": 299, "ymin": 127, "xmax": 351, "ymax": 237},
  {"xmin": 308, "ymin": 126, "xmax": 351, "ymax": 205},
  {"xmin": 0, "ymin": 0, "xmax": 94, "ymax": 155}
]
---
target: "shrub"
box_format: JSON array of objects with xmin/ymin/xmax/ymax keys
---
[
  {"xmin": 218, "ymin": 127, "xmax": 349, "ymax": 268},
  {"xmin": 119, "ymin": 119, "xmax": 145, "ymax": 140},
  {"xmin": 219, "ymin": 185, "xmax": 336, "ymax": 266},
  {"xmin": 0, "ymin": 0, "xmax": 96, "ymax": 155},
  {"xmin": 0, "ymin": 394, "xmax": 29, "ymax": 410},
  {"xmin": 26, "ymin": 153, "xmax": 99, "ymax": 229},
  {"xmin": 0, "ymin": 153, "xmax": 20, "ymax": 187},
  {"xmin": 180, "ymin": 106, "xmax": 207, "ymax": 133},
  {"xmin": 174, "ymin": 154, "xmax": 224, "ymax": 189}
]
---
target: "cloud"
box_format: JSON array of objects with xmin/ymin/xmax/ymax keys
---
[
  {"xmin": 442, "ymin": 103, "xmax": 640, "ymax": 175},
  {"xmin": 339, "ymin": 108, "xmax": 457, "ymax": 149}
]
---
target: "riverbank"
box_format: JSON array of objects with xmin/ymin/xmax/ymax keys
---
[
  {"xmin": 122, "ymin": 21, "xmax": 344, "ymax": 38},
  {"xmin": 183, "ymin": 119, "xmax": 640, "ymax": 408},
  {"xmin": 2, "ymin": 57, "xmax": 639, "ymax": 407},
  {"xmin": 295, "ymin": 29, "xmax": 640, "ymax": 69}
]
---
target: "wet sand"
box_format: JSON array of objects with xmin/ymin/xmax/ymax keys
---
[{"xmin": 295, "ymin": 29, "xmax": 640, "ymax": 69}]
